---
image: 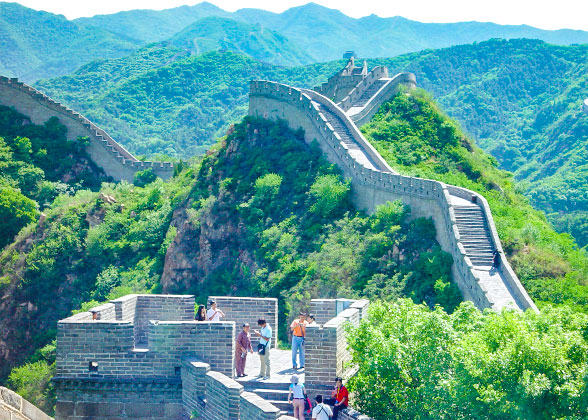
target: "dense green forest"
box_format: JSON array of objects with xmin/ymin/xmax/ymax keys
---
[
  {"xmin": 347, "ymin": 299, "xmax": 588, "ymax": 420},
  {"xmin": 36, "ymin": 39, "xmax": 588, "ymax": 246},
  {"xmin": 0, "ymin": 105, "xmax": 106, "ymax": 248}
]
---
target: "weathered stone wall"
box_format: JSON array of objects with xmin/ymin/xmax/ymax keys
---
[
  {"xmin": 337, "ymin": 66, "xmax": 389, "ymax": 111},
  {"xmin": 207, "ymin": 296, "xmax": 278, "ymax": 347},
  {"xmin": 248, "ymin": 81, "xmax": 536, "ymax": 313},
  {"xmin": 54, "ymin": 379, "xmax": 184, "ymax": 420},
  {"xmin": 0, "ymin": 76, "xmax": 173, "ymax": 181},
  {"xmin": 0, "ymin": 387, "xmax": 53, "ymax": 420},
  {"xmin": 309, "ymin": 299, "xmax": 357, "ymax": 325},
  {"xmin": 55, "ymin": 295, "xmax": 235, "ymax": 420},
  {"xmin": 180, "ymin": 360, "xmax": 283, "ymax": 420}
]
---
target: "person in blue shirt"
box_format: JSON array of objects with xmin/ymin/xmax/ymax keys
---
[
  {"xmin": 288, "ymin": 374, "xmax": 306, "ymax": 420},
  {"xmin": 254, "ymin": 318, "xmax": 272, "ymax": 379}
]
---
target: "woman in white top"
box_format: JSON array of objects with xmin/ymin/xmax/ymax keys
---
[{"xmin": 288, "ymin": 374, "xmax": 306, "ymax": 420}]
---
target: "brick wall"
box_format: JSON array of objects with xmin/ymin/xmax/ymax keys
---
[
  {"xmin": 240, "ymin": 391, "xmax": 280, "ymax": 420},
  {"xmin": 202, "ymin": 371, "xmax": 242, "ymax": 420},
  {"xmin": 133, "ymin": 295, "xmax": 195, "ymax": 346},
  {"xmin": 1, "ymin": 387, "xmax": 53, "ymax": 420},
  {"xmin": 181, "ymin": 360, "xmax": 210, "ymax": 416},
  {"xmin": 339, "ymin": 407, "xmax": 374, "ymax": 420},
  {"xmin": 208, "ymin": 297, "xmax": 278, "ymax": 347},
  {"xmin": 54, "ymin": 379, "xmax": 184, "ymax": 420}
]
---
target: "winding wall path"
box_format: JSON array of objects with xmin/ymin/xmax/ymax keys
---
[
  {"xmin": 249, "ymin": 79, "xmax": 537, "ymax": 312},
  {"xmin": 0, "ymin": 76, "xmax": 173, "ymax": 182}
]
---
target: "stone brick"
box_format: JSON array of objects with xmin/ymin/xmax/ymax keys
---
[
  {"xmin": 55, "ymin": 401, "xmax": 74, "ymax": 417},
  {"xmin": 124, "ymin": 403, "xmax": 164, "ymax": 418}
]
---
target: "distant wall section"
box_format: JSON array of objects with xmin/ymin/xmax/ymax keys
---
[{"xmin": 0, "ymin": 76, "xmax": 173, "ymax": 182}]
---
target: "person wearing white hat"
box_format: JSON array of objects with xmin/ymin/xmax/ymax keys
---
[{"xmin": 288, "ymin": 374, "xmax": 306, "ymax": 420}]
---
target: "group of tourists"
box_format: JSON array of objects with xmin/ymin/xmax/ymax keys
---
[
  {"xmin": 195, "ymin": 301, "xmax": 349, "ymax": 418},
  {"xmin": 288, "ymin": 375, "xmax": 348, "ymax": 420}
]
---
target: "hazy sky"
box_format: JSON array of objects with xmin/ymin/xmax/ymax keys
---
[{"xmin": 13, "ymin": 0, "xmax": 588, "ymax": 31}]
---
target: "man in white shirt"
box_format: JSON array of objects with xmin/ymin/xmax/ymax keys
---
[
  {"xmin": 207, "ymin": 301, "xmax": 225, "ymax": 321},
  {"xmin": 254, "ymin": 318, "xmax": 272, "ymax": 379},
  {"xmin": 312, "ymin": 395, "xmax": 333, "ymax": 420}
]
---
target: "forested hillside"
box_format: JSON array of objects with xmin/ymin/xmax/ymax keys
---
[
  {"xmin": 0, "ymin": 2, "xmax": 142, "ymax": 82},
  {"xmin": 168, "ymin": 16, "xmax": 309, "ymax": 66},
  {"xmin": 0, "ymin": 114, "xmax": 459, "ymax": 409},
  {"xmin": 2, "ymin": 88, "xmax": 588, "ymax": 418},
  {"xmin": 36, "ymin": 39, "xmax": 588, "ymax": 245}
]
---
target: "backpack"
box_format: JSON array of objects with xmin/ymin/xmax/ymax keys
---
[{"xmin": 303, "ymin": 390, "xmax": 312, "ymax": 413}]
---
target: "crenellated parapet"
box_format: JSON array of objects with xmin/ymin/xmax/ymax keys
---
[
  {"xmin": 249, "ymin": 75, "xmax": 537, "ymax": 313},
  {"xmin": 0, "ymin": 76, "xmax": 174, "ymax": 182}
]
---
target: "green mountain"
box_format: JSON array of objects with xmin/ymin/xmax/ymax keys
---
[
  {"xmin": 36, "ymin": 50, "xmax": 340, "ymax": 157},
  {"xmin": 37, "ymin": 39, "xmax": 588, "ymax": 246},
  {"xmin": 370, "ymin": 39, "xmax": 588, "ymax": 246},
  {"xmin": 74, "ymin": 2, "xmax": 588, "ymax": 62},
  {"xmin": 2, "ymin": 88, "xmax": 588, "ymax": 416},
  {"xmin": 168, "ymin": 16, "xmax": 309, "ymax": 66},
  {"xmin": 0, "ymin": 2, "xmax": 142, "ymax": 82},
  {"xmin": 74, "ymin": 2, "xmax": 231, "ymax": 43}
]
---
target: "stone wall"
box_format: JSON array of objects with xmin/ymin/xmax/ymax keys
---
[
  {"xmin": 55, "ymin": 295, "xmax": 235, "ymax": 420},
  {"xmin": 348, "ymin": 73, "xmax": 417, "ymax": 126},
  {"xmin": 0, "ymin": 76, "xmax": 173, "ymax": 182},
  {"xmin": 337, "ymin": 66, "xmax": 389, "ymax": 111},
  {"xmin": 54, "ymin": 379, "xmax": 184, "ymax": 420},
  {"xmin": 181, "ymin": 360, "xmax": 282, "ymax": 420},
  {"xmin": 0, "ymin": 387, "xmax": 53, "ymax": 420},
  {"xmin": 304, "ymin": 300, "xmax": 369, "ymax": 397},
  {"xmin": 208, "ymin": 297, "xmax": 278, "ymax": 347},
  {"xmin": 248, "ymin": 80, "xmax": 537, "ymax": 313}
]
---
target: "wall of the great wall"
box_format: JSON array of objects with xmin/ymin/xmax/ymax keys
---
[
  {"xmin": 248, "ymin": 81, "xmax": 536, "ymax": 312},
  {"xmin": 54, "ymin": 295, "xmax": 235, "ymax": 420},
  {"xmin": 0, "ymin": 76, "xmax": 173, "ymax": 181},
  {"xmin": 0, "ymin": 387, "xmax": 53, "ymax": 420}
]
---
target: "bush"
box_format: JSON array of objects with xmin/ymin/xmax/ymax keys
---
[{"xmin": 0, "ymin": 186, "xmax": 36, "ymax": 249}]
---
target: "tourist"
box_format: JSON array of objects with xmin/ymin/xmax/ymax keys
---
[
  {"xmin": 206, "ymin": 300, "xmax": 225, "ymax": 321},
  {"xmin": 196, "ymin": 304, "xmax": 207, "ymax": 321},
  {"xmin": 325, "ymin": 377, "xmax": 348, "ymax": 420},
  {"xmin": 312, "ymin": 394, "xmax": 333, "ymax": 420},
  {"xmin": 308, "ymin": 314, "xmax": 317, "ymax": 325},
  {"xmin": 254, "ymin": 318, "xmax": 272, "ymax": 379},
  {"xmin": 290, "ymin": 312, "xmax": 308, "ymax": 369},
  {"xmin": 288, "ymin": 374, "xmax": 306, "ymax": 420},
  {"xmin": 235, "ymin": 323, "xmax": 253, "ymax": 377}
]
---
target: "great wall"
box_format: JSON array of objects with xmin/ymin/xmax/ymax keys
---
[
  {"xmin": 0, "ymin": 58, "xmax": 540, "ymax": 420},
  {"xmin": 249, "ymin": 57, "xmax": 537, "ymax": 313},
  {"xmin": 0, "ymin": 76, "xmax": 173, "ymax": 182}
]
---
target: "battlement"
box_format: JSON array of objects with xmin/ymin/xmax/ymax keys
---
[{"xmin": 0, "ymin": 76, "xmax": 174, "ymax": 181}]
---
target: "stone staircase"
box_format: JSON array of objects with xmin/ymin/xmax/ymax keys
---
[
  {"xmin": 312, "ymin": 102, "xmax": 379, "ymax": 171},
  {"xmin": 453, "ymin": 205, "xmax": 495, "ymax": 267},
  {"xmin": 350, "ymin": 79, "xmax": 388, "ymax": 108},
  {"xmin": 239, "ymin": 380, "xmax": 293, "ymax": 416}
]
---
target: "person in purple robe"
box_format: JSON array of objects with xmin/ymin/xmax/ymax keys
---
[{"xmin": 235, "ymin": 323, "xmax": 254, "ymax": 377}]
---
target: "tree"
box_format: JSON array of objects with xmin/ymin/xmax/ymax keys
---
[{"xmin": 0, "ymin": 186, "xmax": 37, "ymax": 248}]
